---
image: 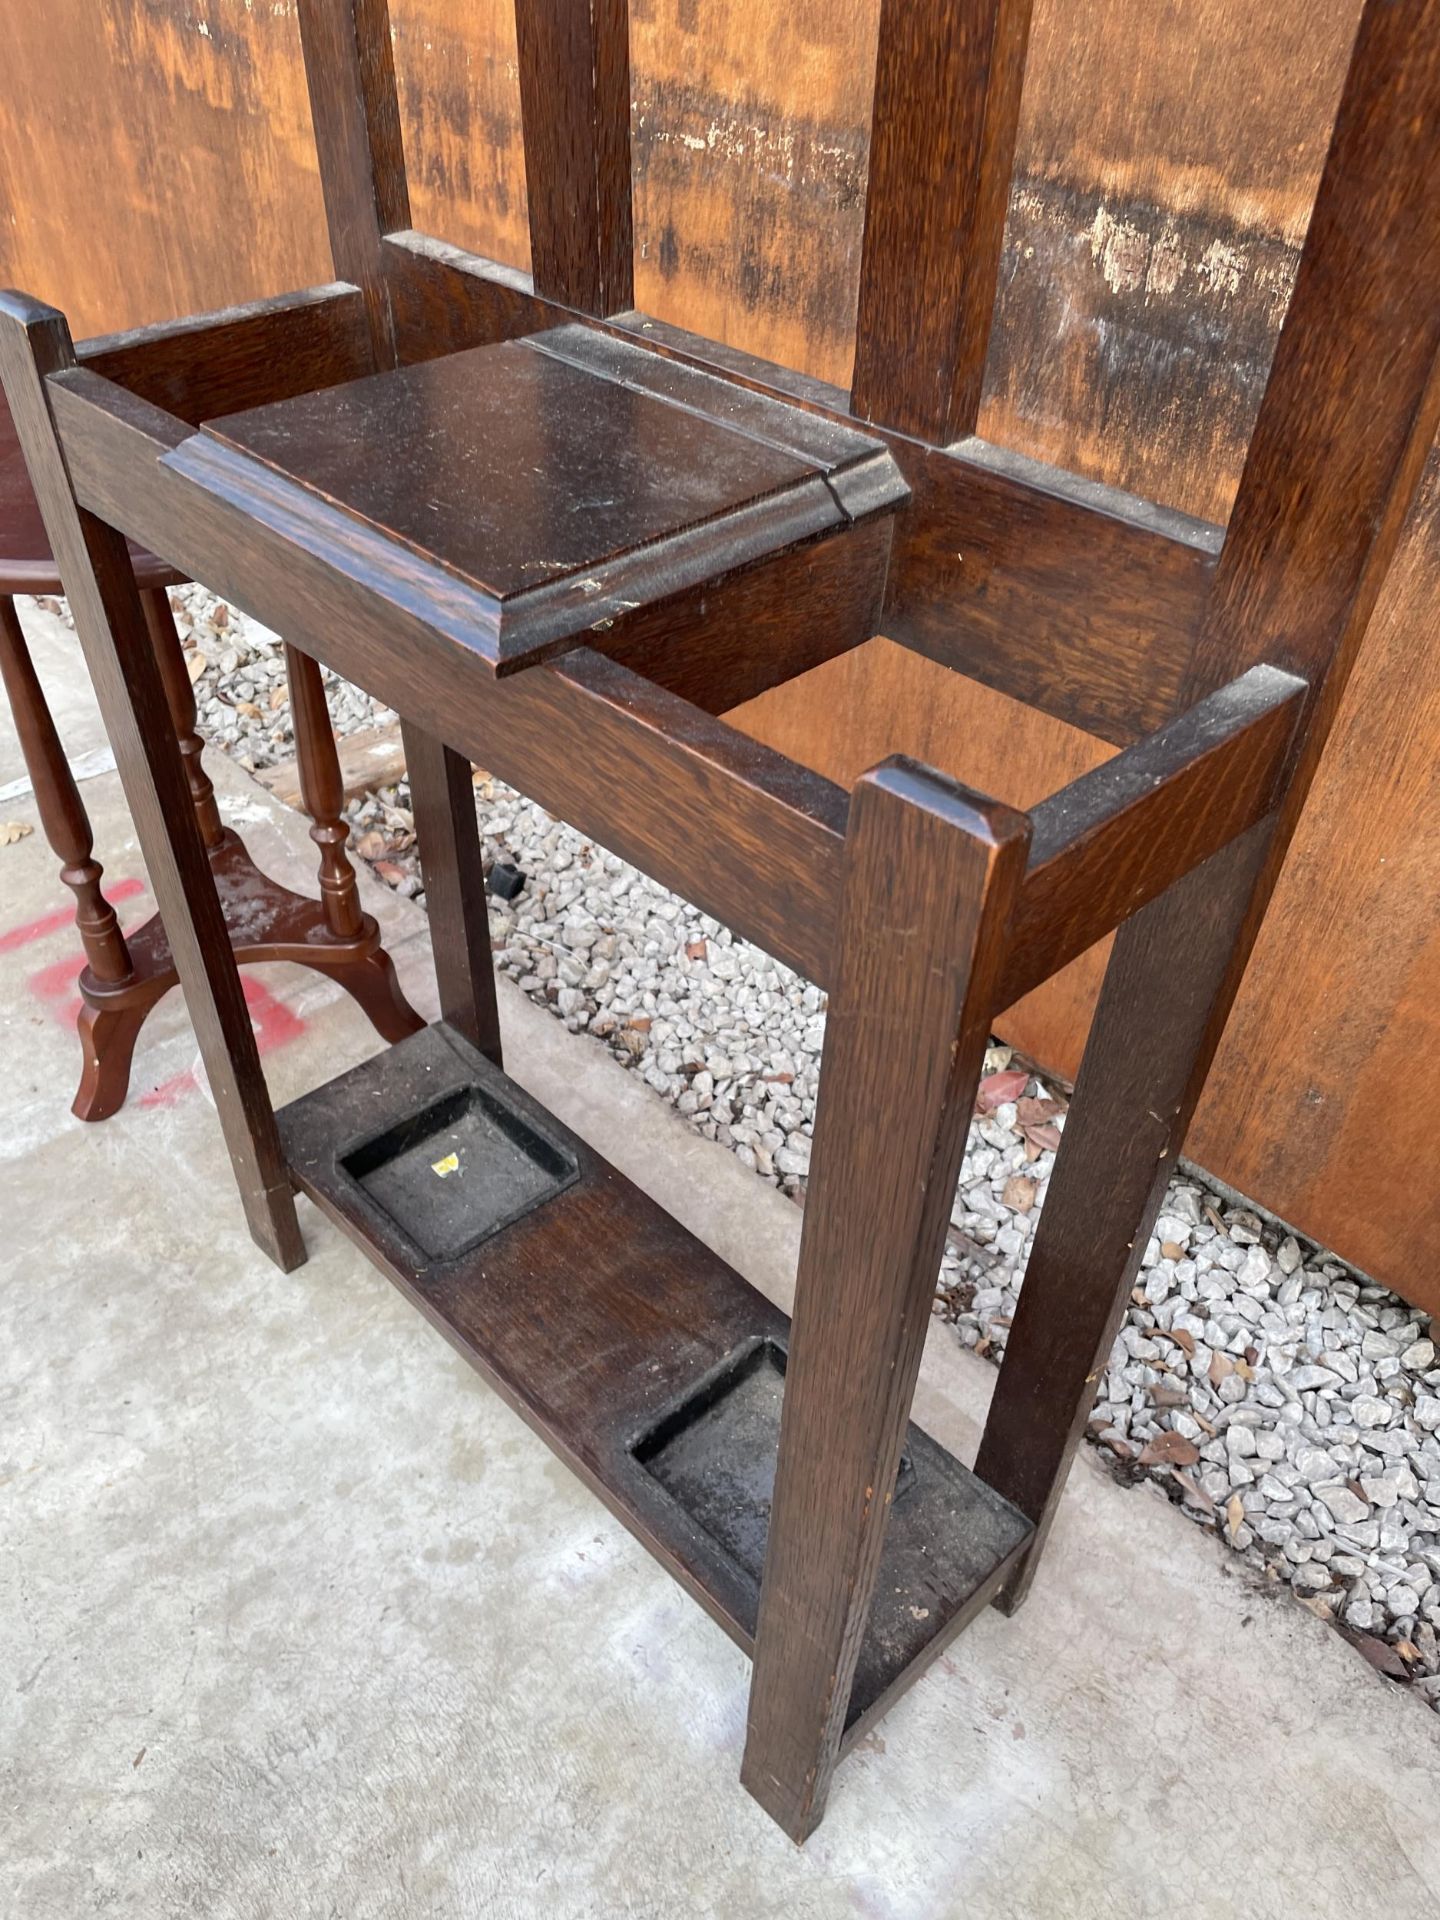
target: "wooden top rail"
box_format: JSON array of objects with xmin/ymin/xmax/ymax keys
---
[
  {"xmin": 997, "ymin": 663, "xmax": 1306, "ymax": 1008},
  {"xmin": 76, "ymin": 284, "xmax": 374, "ymax": 426}
]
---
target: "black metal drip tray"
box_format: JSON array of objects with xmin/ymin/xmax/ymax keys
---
[
  {"xmin": 338, "ymin": 1066, "xmax": 579, "ymax": 1263},
  {"xmin": 635, "ymin": 1339, "xmax": 914, "ymax": 1584}
]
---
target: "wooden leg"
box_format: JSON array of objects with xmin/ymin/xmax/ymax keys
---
[
  {"xmin": 0, "ymin": 593, "xmax": 133, "ymax": 984},
  {"xmin": 974, "ymin": 820, "xmax": 1276, "ymax": 1610},
  {"xmin": 1, "ymin": 299, "xmax": 304, "ymax": 1271},
  {"xmin": 140, "ymin": 585, "xmax": 224, "ymax": 851},
  {"xmin": 402, "ymin": 718, "xmax": 502, "ymax": 1066},
  {"xmin": 741, "ymin": 758, "xmax": 1029, "ymax": 1841},
  {"xmin": 73, "ymin": 994, "xmax": 164, "ymax": 1124},
  {"xmin": 285, "ymin": 642, "xmax": 365, "ymax": 939},
  {"xmin": 281, "ymin": 936, "xmax": 420, "ymax": 1045}
]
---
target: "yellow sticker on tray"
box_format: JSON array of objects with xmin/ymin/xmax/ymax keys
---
[{"xmin": 431, "ymin": 1152, "xmax": 460, "ymax": 1177}]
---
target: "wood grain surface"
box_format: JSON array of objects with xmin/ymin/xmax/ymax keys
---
[{"xmin": 1, "ymin": 0, "xmax": 1437, "ymax": 1303}]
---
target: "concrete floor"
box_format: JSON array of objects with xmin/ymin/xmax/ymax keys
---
[{"xmin": 3, "ymin": 601, "xmax": 1439, "ymax": 1919}]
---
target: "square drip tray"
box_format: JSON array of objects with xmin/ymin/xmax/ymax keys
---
[
  {"xmin": 340, "ymin": 1079, "xmax": 579, "ymax": 1263},
  {"xmin": 635, "ymin": 1339, "xmax": 913, "ymax": 1582}
]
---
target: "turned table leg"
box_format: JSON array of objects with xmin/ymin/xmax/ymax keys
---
[
  {"xmin": 0, "ymin": 594, "xmax": 155, "ymax": 1119},
  {"xmin": 741, "ymin": 760, "xmax": 1030, "ymax": 1841},
  {"xmin": 285, "ymin": 641, "xmax": 364, "ymax": 938},
  {"xmin": 282, "ymin": 641, "xmax": 422, "ymax": 1042},
  {"xmin": 0, "ymin": 594, "xmax": 133, "ymax": 984},
  {"xmin": 141, "ymin": 586, "xmax": 224, "ymax": 851}
]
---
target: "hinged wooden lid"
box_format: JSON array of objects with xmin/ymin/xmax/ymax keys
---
[{"xmin": 167, "ymin": 326, "xmax": 907, "ymax": 675}]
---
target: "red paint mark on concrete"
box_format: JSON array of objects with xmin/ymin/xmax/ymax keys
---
[
  {"xmin": 5, "ymin": 876, "xmax": 310, "ymax": 1105},
  {"xmin": 139, "ymin": 976, "xmax": 307, "ymax": 1108},
  {"xmin": 28, "ymin": 951, "xmax": 91, "ymax": 1008},
  {"xmin": 0, "ymin": 876, "xmax": 146, "ymax": 954}
]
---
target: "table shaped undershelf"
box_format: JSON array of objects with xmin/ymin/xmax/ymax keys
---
[{"xmin": 278, "ymin": 1021, "xmax": 1033, "ymax": 1743}]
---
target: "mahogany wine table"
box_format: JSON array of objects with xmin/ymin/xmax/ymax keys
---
[{"xmin": 0, "ymin": 392, "xmax": 419, "ymax": 1118}]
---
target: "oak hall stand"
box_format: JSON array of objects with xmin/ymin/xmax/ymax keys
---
[
  {"xmin": 4, "ymin": 0, "xmax": 1436, "ymax": 1842},
  {"xmin": 0, "ymin": 393, "xmax": 420, "ymax": 1118}
]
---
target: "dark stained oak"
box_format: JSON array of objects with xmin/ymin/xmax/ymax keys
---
[
  {"xmin": 45, "ymin": 364, "xmax": 854, "ymax": 985},
  {"xmin": 378, "ymin": 232, "xmax": 1218, "ymax": 745},
  {"xmin": 279, "ymin": 1019, "xmax": 1031, "ymax": 1719},
  {"xmin": 195, "ymin": 330, "xmax": 904, "ymax": 674},
  {"xmin": 975, "ymin": 821, "xmax": 1276, "ymax": 1607},
  {"xmin": 2, "ymin": 385, "xmax": 180, "ymax": 594},
  {"xmin": 743, "ymin": 760, "xmax": 1030, "ymax": 1839},
  {"xmin": 514, "ymin": 0, "xmax": 633, "ymax": 315},
  {"xmin": 294, "ymin": 0, "xmax": 502, "ymax": 1080},
  {"xmin": 10, "ymin": 0, "xmax": 1440, "ymax": 1306},
  {"xmin": 193, "ymin": 326, "xmax": 906, "ymax": 678},
  {"xmin": 295, "ymin": 0, "xmax": 410, "ymax": 360},
  {"xmin": 977, "ymin": 0, "xmax": 1440, "ymax": 1613},
  {"xmin": 7, "ymin": 0, "xmax": 1437, "ymax": 1851},
  {"xmin": 76, "ymin": 284, "xmax": 374, "ymax": 430},
  {"xmin": 401, "ymin": 720, "xmax": 502, "ymax": 1066},
  {"xmin": 851, "ymin": 0, "xmax": 1034, "ymax": 443},
  {"xmin": 2, "ymin": 334, "xmax": 417, "ymax": 1122},
  {"xmin": 998, "ymin": 663, "xmax": 1305, "ymax": 1006},
  {"xmin": 39, "ymin": 365, "xmax": 1378, "ymax": 1031},
  {"xmin": 593, "ymin": 511, "xmax": 894, "ymax": 719},
  {"xmin": 383, "ymin": 232, "xmax": 555, "ymax": 363}
]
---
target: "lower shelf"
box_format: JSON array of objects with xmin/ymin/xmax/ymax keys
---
[{"xmin": 278, "ymin": 1022, "xmax": 1032, "ymax": 1735}]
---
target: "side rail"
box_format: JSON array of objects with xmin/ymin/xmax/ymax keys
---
[{"xmin": 75, "ymin": 283, "xmax": 375, "ymax": 426}]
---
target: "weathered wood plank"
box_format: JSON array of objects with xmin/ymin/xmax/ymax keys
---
[{"xmin": 255, "ymin": 715, "xmax": 407, "ymax": 812}]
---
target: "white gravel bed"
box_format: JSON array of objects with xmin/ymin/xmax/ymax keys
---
[{"xmin": 40, "ymin": 589, "xmax": 1440, "ymax": 1706}]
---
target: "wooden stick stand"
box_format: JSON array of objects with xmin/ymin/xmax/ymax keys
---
[{"xmin": 3, "ymin": 0, "xmax": 1437, "ymax": 1841}]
